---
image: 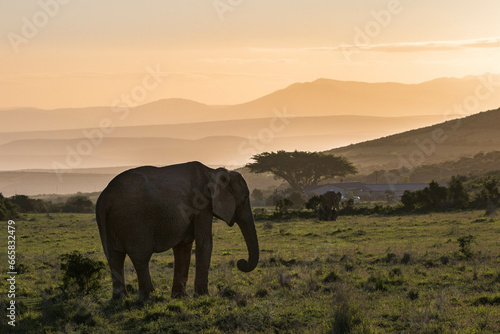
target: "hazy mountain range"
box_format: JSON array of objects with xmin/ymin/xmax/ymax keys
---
[
  {"xmin": 3, "ymin": 74, "xmax": 500, "ymax": 133},
  {"xmin": 0, "ymin": 115, "xmax": 446, "ymax": 171},
  {"xmin": 1, "ymin": 75, "xmax": 500, "ymax": 196}
]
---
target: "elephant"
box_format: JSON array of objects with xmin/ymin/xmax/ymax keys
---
[
  {"xmin": 95, "ymin": 161, "xmax": 259, "ymax": 299},
  {"xmin": 318, "ymin": 191, "xmax": 342, "ymax": 221}
]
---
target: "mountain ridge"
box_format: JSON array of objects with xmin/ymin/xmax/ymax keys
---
[{"xmin": 2, "ymin": 74, "xmax": 500, "ymax": 133}]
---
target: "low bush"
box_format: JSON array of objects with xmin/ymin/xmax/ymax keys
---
[
  {"xmin": 457, "ymin": 235, "xmax": 475, "ymax": 259},
  {"xmin": 59, "ymin": 251, "xmax": 106, "ymax": 295}
]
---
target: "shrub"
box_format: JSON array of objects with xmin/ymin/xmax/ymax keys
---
[
  {"xmin": 448, "ymin": 176, "xmax": 469, "ymax": 209},
  {"xmin": 331, "ymin": 302, "xmax": 361, "ymax": 334},
  {"xmin": 305, "ymin": 195, "xmax": 322, "ymax": 211},
  {"xmin": 217, "ymin": 284, "xmax": 237, "ymax": 299},
  {"xmin": 457, "ymin": 235, "xmax": 475, "ymax": 259},
  {"xmin": 9, "ymin": 194, "xmax": 47, "ymax": 213},
  {"xmin": 401, "ymin": 191, "xmax": 416, "ymax": 211},
  {"xmin": 323, "ymin": 270, "xmax": 341, "ymax": 283},
  {"xmin": 401, "ymin": 181, "xmax": 449, "ymax": 212},
  {"xmin": 274, "ymin": 198, "xmax": 293, "ymax": 214},
  {"xmin": 0, "ymin": 193, "xmax": 18, "ymax": 220},
  {"xmin": 341, "ymin": 199, "xmax": 355, "ymax": 212},
  {"xmin": 63, "ymin": 195, "xmax": 95, "ymax": 213},
  {"xmin": 255, "ymin": 288, "xmax": 268, "ymax": 298},
  {"xmin": 288, "ymin": 191, "xmax": 306, "ymax": 209},
  {"xmin": 400, "ymin": 253, "xmax": 411, "ymax": 265},
  {"xmin": 424, "ymin": 181, "xmax": 449, "ymax": 210},
  {"xmin": 407, "ymin": 290, "xmax": 419, "ymax": 300},
  {"xmin": 381, "ymin": 252, "xmax": 397, "ymax": 264},
  {"xmin": 365, "ymin": 273, "xmax": 388, "ymax": 292},
  {"xmin": 495, "ymin": 272, "xmax": 500, "ymax": 283},
  {"xmin": 59, "ymin": 251, "xmax": 106, "ymax": 295},
  {"xmin": 389, "ymin": 267, "xmax": 402, "ymax": 278},
  {"xmin": 472, "ymin": 295, "xmax": 500, "ymax": 306}
]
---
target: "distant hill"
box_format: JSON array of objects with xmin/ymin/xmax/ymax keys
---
[
  {"xmin": 405, "ymin": 151, "xmax": 500, "ymax": 183},
  {"xmin": 348, "ymin": 151, "xmax": 500, "ymax": 184},
  {"xmin": 0, "ymin": 115, "xmax": 444, "ymax": 170},
  {"xmin": 2, "ymin": 75, "xmax": 500, "ymax": 133},
  {"xmin": 0, "ymin": 171, "xmax": 116, "ymax": 196},
  {"xmin": 239, "ymin": 75, "xmax": 500, "ymax": 118},
  {"xmin": 0, "ymin": 167, "xmax": 285, "ymax": 197},
  {"xmin": 326, "ymin": 108, "xmax": 500, "ymax": 175}
]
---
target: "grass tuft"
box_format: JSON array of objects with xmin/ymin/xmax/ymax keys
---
[{"xmin": 323, "ymin": 270, "xmax": 341, "ymax": 283}]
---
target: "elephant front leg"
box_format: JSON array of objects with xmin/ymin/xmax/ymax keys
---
[
  {"xmin": 172, "ymin": 241, "xmax": 193, "ymax": 298},
  {"xmin": 194, "ymin": 213, "xmax": 213, "ymax": 296}
]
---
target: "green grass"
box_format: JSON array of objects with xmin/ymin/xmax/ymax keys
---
[{"xmin": 1, "ymin": 211, "xmax": 500, "ymax": 333}]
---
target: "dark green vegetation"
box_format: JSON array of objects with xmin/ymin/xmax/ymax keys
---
[
  {"xmin": 1, "ymin": 211, "xmax": 499, "ymax": 333},
  {"xmin": 59, "ymin": 251, "xmax": 106, "ymax": 295},
  {"xmin": 400, "ymin": 177, "xmax": 499, "ymax": 213},
  {"xmin": 0, "ymin": 193, "xmax": 18, "ymax": 220},
  {"xmin": 1, "ymin": 193, "xmax": 95, "ymax": 215}
]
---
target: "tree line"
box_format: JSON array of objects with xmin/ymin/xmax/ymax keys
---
[
  {"xmin": 0, "ymin": 194, "xmax": 95, "ymax": 220},
  {"xmin": 401, "ymin": 175, "xmax": 499, "ymax": 214}
]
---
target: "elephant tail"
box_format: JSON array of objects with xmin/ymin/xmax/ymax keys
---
[{"xmin": 96, "ymin": 194, "xmax": 111, "ymax": 260}]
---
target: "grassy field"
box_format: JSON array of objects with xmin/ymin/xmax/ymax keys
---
[{"xmin": 1, "ymin": 211, "xmax": 500, "ymax": 333}]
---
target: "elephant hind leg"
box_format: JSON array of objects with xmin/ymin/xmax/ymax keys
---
[
  {"xmin": 129, "ymin": 253, "xmax": 154, "ymax": 300},
  {"xmin": 108, "ymin": 250, "xmax": 127, "ymax": 300}
]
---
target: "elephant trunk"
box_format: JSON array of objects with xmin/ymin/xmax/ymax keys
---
[{"xmin": 235, "ymin": 201, "xmax": 259, "ymax": 272}]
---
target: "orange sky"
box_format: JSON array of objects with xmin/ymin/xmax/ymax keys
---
[{"xmin": 1, "ymin": 0, "xmax": 500, "ymax": 109}]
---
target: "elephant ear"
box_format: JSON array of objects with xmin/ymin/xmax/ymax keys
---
[{"xmin": 210, "ymin": 168, "xmax": 236, "ymax": 225}]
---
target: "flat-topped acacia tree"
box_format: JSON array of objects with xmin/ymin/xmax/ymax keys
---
[{"xmin": 246, "ymin": 150, "xmax": 357, "ymax": 192}]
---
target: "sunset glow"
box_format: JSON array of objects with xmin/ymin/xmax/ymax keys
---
[{"xmin": 1, "ymin": 0, "xmax": 500, "ymax": 109}]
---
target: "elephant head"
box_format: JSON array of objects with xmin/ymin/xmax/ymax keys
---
[{"xmin": 210, "ymin": 168, "xmax": 259, "ymax": 272}]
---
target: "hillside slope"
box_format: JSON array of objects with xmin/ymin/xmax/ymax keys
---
[{"xmin": 326, "ymin": 108, "xmax": 500, "ymax": 174}]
